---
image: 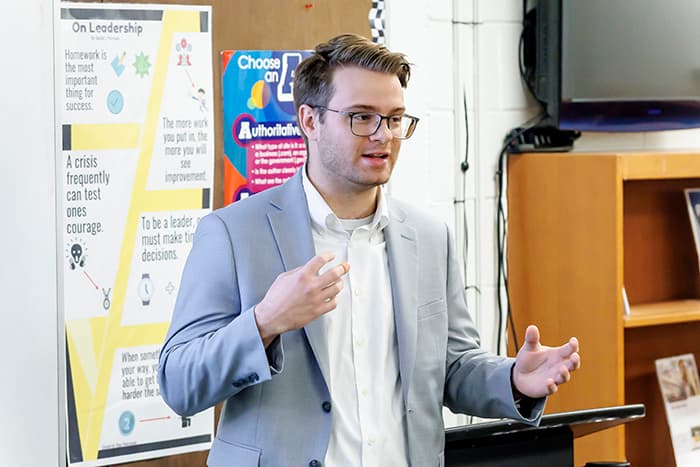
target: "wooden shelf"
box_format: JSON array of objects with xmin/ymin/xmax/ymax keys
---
[
  {"xmin": 618, "ymin": 152, "xmax": 700, "ymax": 180},
  {"xmin": 507, "ymin": 151, "xmax": 700, "ymax": 467},
  {"xmin": 625, "ymin": 299, "xmax": 700, "ymax": 327}
]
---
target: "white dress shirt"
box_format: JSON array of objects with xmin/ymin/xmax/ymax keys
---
[{"xmin": 302, "ymin": 169, "xmax": 409, "ymax": 467}]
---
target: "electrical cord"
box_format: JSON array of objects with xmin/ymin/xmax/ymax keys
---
[
  {"xmin": 455, "ymin": 87, "xmax": 481, "ymax": 305},
  {"xmin": 519, "ymin": 2, "xmax": 545, "ymax": 106},
  {"xmin": 455, "ymin": 84, "xmax": 480, "ymax": 427},
  {"xmin": 460, "ymin": 91, "xmax": 470, "ymax": 173},
  {"xmin": 495, "ymin": 112, "xmax": 547, "ymax": 356}
]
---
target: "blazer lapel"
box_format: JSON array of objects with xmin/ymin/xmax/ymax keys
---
[
  {"xmin": 266, "ymin": 173, "xmax": 314, "ymax": 272},
  {"xmin": 266, "ymin": 171, "xmax": 331, "ymax": 389},
  {"xmin": 385, "ymin": 203, "xmax": 418, "ymax": 403}
]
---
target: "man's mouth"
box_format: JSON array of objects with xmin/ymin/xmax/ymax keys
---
[{"xmin": 362, "ymin": 152, "xmax": 389, "ymax": 159}]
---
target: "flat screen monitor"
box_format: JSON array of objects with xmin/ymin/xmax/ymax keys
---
[{"xmin": 533, "ymin": 0, "xmax": 700, "ymax": 132}]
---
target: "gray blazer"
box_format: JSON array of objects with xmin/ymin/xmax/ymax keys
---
[{"xmin": 158, "ymin": 171, "xmax": 542, "ymax": 467}]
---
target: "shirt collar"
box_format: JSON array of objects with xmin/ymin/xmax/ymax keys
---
[{"xmin": 301, "ymin": 165, "xmax": 390, "ymax": 234}]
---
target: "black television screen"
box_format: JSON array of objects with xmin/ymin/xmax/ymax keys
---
[{"xmin": 533, "ymin": 0, "xmax": 700, "ymax": 132}]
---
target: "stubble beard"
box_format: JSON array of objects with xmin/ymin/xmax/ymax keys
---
[{"xmin": 315, "ymin": 132, "xmax": 395, "ymax": 193}]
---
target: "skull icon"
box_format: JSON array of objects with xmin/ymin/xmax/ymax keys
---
[{"xmin": 68, "ymin": 242, "xmax": 86, "ymax": 270}]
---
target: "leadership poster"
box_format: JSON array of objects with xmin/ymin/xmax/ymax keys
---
[
  {"xmin": 58, "ymin": 4, "xmax": 214, "ymax": 465},
  {"xmin": 221, "ymin": 50, "xmax": 311, "ymax": 204}
]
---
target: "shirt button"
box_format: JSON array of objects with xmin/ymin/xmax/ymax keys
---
[
  {"xmin": 321, "ymin": 401, "xmax": 331, "ymax": 412},
  {"xmin": 361, "ymin": 388, "xmax": 368, "ymax": 397},
  {"xmin": 354, "ymin": 289, "xmax": 361, "ymax": 297}
]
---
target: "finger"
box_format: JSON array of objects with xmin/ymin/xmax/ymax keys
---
[
  {"xmin": 522, "ymin": 325, "xmax": 540, "ymax": 352},
  {"xmin": 318, "ymin": 297, "xmax": 338, "ymax": 315},
  {"xmin": 318, "ymin": 262, "xmax": 350, "ymax": 287},
  {"xmin": 563, "ymin": 370, "xmax": 571, "ymax": 383},
  {"xmin": 318, "ymin": 284, "xmax": 344, "ymax": 314},
  {"xmin": 320, "ymin": 280, "xmax": 344, "ymax": 300},
  {"xmin": 557, "ymin": 336, "xmax": 579, "ymax": 358},
  {"xmin": 302, "ymin": 253, "xmax": 335, "ymax": 276},
  {"xmin": 569, "ymin": 336, "xmax": 579, "ymax": 351},
  {"xmin": 567, "ymin": 352, "xmax": 581, "ymax": 371},
  {"xmin": 557, "ymin": 365, "xmax": 571, "ymax": 384}
]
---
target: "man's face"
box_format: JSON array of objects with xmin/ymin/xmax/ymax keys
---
[{"xmin": 306, "ymin": 66, "xmax": 404, "ymax": 197}]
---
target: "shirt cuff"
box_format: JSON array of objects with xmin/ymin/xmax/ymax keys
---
[{"xmin": 265, "ymin": 334, "xmax": 284, "ymax": 374}]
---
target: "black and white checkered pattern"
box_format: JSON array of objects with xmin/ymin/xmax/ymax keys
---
[{"xmin": 369, "ymin": 0, "xmax": 385, "ymax": 44}]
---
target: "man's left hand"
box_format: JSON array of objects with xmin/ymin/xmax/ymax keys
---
[{"xmin": 512, "ymin": 325, "xmax": 581, "ymax": 398}]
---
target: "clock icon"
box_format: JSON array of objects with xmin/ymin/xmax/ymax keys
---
[
  {"xmin": 107, "ymin": 89, "xmax": 124, "ymax": 114},
  {"xmin": 138, "ymin": 273, "xmax": 154, "ymax": 306}
]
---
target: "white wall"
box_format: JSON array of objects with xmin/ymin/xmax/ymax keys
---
[
  {"xmin": 1, "ymin": 1, "xmax": 64, "ymax": 466},
  {"xmin": 388, "ymin": 0, "xmax": 700, "ymax": 351},
  {"xmin": 386, "ymin": 0, "xmax": 700, "ymax": 426}
]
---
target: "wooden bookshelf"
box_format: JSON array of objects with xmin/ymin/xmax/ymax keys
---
[{"xmin": 507, "ymin": 151, "xmax": 700, "ymax": 467}]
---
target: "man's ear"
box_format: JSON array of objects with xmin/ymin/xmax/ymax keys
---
[{"xmin": 298, "ymin": 104, "xmax": 320, "ymax": 142}]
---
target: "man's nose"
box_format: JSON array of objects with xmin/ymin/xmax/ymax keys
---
[{"xmin": 369, "ymin": 118, "xmax": 393, "ymax": 142}]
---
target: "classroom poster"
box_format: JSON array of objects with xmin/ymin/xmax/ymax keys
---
[
  {"xmin": 58, "ymin": 4, "xmax": 214, "ymax": 465},
  {"xmin": 221, "ymin": 50, "xmax": 311, "ymax": 204}
]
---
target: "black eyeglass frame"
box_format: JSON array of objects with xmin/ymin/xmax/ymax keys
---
[{"xmin": 314, "ymin": 106, "xmax": 420, "ymax": 140}]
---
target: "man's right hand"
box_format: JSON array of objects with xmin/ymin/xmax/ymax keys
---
[{"xmin": 254, "ymin": 253, "xmax": 350, "ymax": 347}]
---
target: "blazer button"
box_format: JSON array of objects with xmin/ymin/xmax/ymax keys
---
[
  {"xmin": 321, "ymin": 401, "xmax": 331, "ymax": 413},
  {"xmin": 309, "ymin": 460, "xmax": 321, "ymax": 467}
]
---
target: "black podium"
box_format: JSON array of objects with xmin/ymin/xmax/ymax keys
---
[{"xmin": 445, "ymin": 404, "xmax": 645, "ymax": 467}]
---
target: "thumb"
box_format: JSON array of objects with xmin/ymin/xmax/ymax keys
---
[{"xmin": 522, "ymin": 325, "xmax": 540, "ymax": 352}]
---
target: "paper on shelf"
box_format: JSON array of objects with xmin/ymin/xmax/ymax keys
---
[{"xmin": 655, "ymin": 354, "xmax": 700, "ymax": 466}]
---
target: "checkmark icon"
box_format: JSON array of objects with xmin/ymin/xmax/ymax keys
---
[{"xmin": 107, "ymin": 89, "xmax": 124, "ymax": 114}]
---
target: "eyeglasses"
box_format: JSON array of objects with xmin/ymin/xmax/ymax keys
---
[{"xmin": 315, "ymin": 106, "xmax": 419, "ymax": 140}]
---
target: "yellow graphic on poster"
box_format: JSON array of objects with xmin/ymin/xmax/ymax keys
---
[{"xmin": 58, "ymin": 4, "xmax": 214, "ymax": 465}]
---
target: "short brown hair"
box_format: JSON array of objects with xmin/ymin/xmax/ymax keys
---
[{"xmin": 293, "ymin": 34, "xmax": 411, "ymax": 118}]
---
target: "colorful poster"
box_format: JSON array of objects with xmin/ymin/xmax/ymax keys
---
[
  {"xmin": 58, "ymin": 4, "xmax": 214, "ymax": 465},
  {"xmin": 221, "ymin": 50, "xmax": 311, "ymax": 204}
]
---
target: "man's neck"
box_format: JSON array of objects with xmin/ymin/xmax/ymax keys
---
[
  {"xmin": 305, "ymin": 168, "xmax": 379, "ymax": 219},
  {"xmin": 321, "ymin": 187, "xmax": 378, "ymax": 219}
]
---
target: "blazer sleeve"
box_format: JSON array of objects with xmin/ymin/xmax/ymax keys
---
[
  {"xmin": 441, "ymin": 225, "xmax": 544, "ymax": 424},
  {"xmin": 157, "ymin": 213, "xmax": 278, "ymax": 416}
]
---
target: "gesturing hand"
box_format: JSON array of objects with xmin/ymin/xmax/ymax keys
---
[
  {"xmin": 512, "ymin": 325, "xmax": 581, "ymax": 398},
  {"xmin": 254, "ymin": 253, "xmax": 350, "ymax": 347}
]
